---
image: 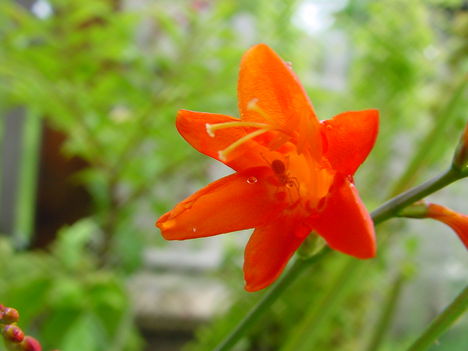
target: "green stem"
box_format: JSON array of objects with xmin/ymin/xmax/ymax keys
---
[
  {"xmin": 364, "ymin": 274, "xmax": 406, "ymax": 351},
  {"xmin": 371, "ymin": 167, "xmax": 462, "ymax": 225},
  {"xmin": 406, "ymin": 285, "xmax": 468, "ymax": 351},
  {"xmin": 280, "ymin": 257, "xmax": 364, "ymax": 351},
  {"xmin": 212, "ymin": 248, "xmax": 330, "ymax": 351},
  {"xmin": 212, "ymin": 168, "xmax": 465, "ymax": 351}
]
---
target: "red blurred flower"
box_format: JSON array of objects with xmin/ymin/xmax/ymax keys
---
[
  {"xmin": 427, "ymin": 203, "xmax": 468, "ymax": 249},
  {"xmin": 156, "ymin": 44, "xmax": 379, "ymax": 291}
]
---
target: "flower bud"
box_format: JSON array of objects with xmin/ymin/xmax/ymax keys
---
[
  {"xmin": 20, "ymin": 336, "xmax": 42, "ymax": 351},
  {"xmin": 427, "ymin": 203, "xmax": 468, "ymax": 249},
  {"xmin": 2, "ymin": 324, "xmax": 25, "ymax": 343},
  {"xmin": 399, "ymin": 202, "xmax": 467, "ymax": 250},
  {"xmin": 1, "ymin": 307, "xmax": 20, "ymax": 324}
]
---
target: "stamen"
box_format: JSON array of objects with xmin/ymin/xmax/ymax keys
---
[
  {"xmin": 247, "ymin": 98, "xmax": 259, "ymax": 110},
  {"xmin": 247, "ymin": 98, "xmax": 276, "ymax": 124},
  {"xmin": 206, "ymin": 121, "xmax": 269, "ymax": 138},
  {"xmin": 205, "ymin": 98, "xmax": 293, "ymax": 161},
  {"xmin": 218, "ymin": 128, "xmax": 270, "ymax": 161}
]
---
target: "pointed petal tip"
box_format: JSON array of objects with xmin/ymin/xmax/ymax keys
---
[
  {"xmin": 155, "ymin": 214, "xmax": 178, "ymax": 240},
  {"xmin": 246, "ymin": 42, "xmax": 271, "ymax": 53},
  {"xmin": 242, "ymin": 220, "xmax": 308, "ymax": 294},
  {"xmin": 324, "ymin": 230, "xmax": 376, "ymax": 259},
  {"xmin": 244, "ymin": 282, "xmax": 265, "ymax": 293},
  {"xmin": 314, "ymin": 177, "xmax": 377, "ymax": 259},
  {"xmin": 321, "ymin": 109, "xmax": 380, "ymax": 175},
  {"xmin": 353, "ymin": 244, "xmax": 377, "ymax": 259}
]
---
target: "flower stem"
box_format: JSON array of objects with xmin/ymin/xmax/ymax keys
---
[
  {"xmin": 364, "ymin": 273, "xmax": 406, "ymax": 351},
  {"xmin": 406, "ymin": 285, "xmax": 468, "ymax": 351},
  {"xmin": 371, "ymin": 167, "xmax": 463, "ymax": 225},
  {"xmin": 212, "ymin": 168, "xmax": 465, "ymax": 351},
  {"xmin": 279, "ymin": 256, "xmax": 364, "ymax": 351},
  {"xmin": 212, "ymin": 248, "xmax": 330, "ymax": 351}
]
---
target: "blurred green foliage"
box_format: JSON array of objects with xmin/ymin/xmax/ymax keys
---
[
  {"xmin": 0, "ymin": 0, "xmax": 467, "ymax": 350},
  {"xmin": 0, "ymin": 221, "xmax": 142, "ymax": 351}
]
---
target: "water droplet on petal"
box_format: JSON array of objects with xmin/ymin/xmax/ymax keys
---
[
  {"xmin": 192, "ymin": 227, "xmax": 197, "ymax": 233},
  {"xmin": 246, "ymin": 176, "xmax": 258, "ymax": 184}
]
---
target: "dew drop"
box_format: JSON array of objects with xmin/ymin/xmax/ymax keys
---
[
  {"xmin": 246, "ymin": 176, "xmax": 258, "ymax": 184},
  {"xmin": 192, "ymin": 227, "xmax": 198, "ymax": 233}
]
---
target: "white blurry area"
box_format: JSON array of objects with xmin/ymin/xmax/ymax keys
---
[{"xmin": 293, "ymin": 0, "xmax": 349, "ymax": 91}]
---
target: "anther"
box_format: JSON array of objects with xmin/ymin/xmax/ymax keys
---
[
  {"xmin": 206, "ymin": 123, "xmax": 216, "ymax": 137},
  {"xmin": 247, "ymin": 98, "xmax": 259, "ymax": 110}
]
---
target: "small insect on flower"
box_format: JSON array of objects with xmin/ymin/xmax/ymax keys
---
[
  {"xmin": 268, "ymin": 158, "xmax": 301, "ymax": 206},
  {"xmin": 273, "ymin": 159, "xmax": 299, "ymax": 186}
]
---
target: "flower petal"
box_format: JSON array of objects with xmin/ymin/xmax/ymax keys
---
[
  {"xmin": 243, "ymin": 218, "xmax": 309, "ymax": 292},
  {"xmin": 238, "ymin": 44, "xmax": 321, "ymax": 155},
  {"xmin": 314, "ymin": 177, "xmax": 376, "ymax": 259},
  {"xmin": 156, "ymin": 168, "xmax": 284, "ymax": 240},
  {"xmin": 176, "ymin": 109, "xmax": 269, "ymax": 171},
  {"xmin": 321, "ymin": 109, "xmax": 379, "ymax": 175},
  {"xmin": 427, "ymin": 204, "xmax": 468, "ymax": 250}
]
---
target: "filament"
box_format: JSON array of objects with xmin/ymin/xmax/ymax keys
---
[
  {"xmin": 206, "ymin": 121, "xmax": 269, "ymax": 137},
  {"xmin": 218, "ymin": 128, "xmax": 270, "ymax": 161}
]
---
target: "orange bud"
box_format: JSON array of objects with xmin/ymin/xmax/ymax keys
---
[{"xmin": 427, "ymin": 203, "xmax": 468, "ymax": 249}]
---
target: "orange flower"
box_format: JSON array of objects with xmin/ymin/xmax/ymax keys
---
[
  {"xmin": 156, "ymin": 44, "xmax": 379, "ymax": 291},
  {"xmin": 427, "ymin": 204, "xmax": 468, "ymax": 249}
]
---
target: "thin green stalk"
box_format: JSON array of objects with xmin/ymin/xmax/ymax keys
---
[
  {"xmin": 406, "ymin": 285, "xmax": 468, "ymax": 351},
  {"xmin": 280, "ymin": 257, "xmax": 364, "ymax": 351},
  {"xmin": 212, "ymin": 168, "xmax": 465, "ymax": 351},
  {"xmin": 212, "ymin": 249, "xmax": 330, "ymax": 351},
  {"xmin": 364, "ymin": 274, "xmax": 406, "ymax": 351},
  {"xmin": 371, "ymin": 167, "xmax": 462, "ymax": 225}
]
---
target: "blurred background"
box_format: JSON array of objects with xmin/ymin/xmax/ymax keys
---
[{"xmin": 0, "ymin": 0, "xmax": 467, "ymax": 350}]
